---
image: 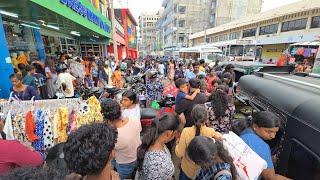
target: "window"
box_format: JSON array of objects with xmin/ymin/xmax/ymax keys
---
[
  {"xmin": 311, "ymin": 16, "xmax": 320, "ymax": 28},
  {"xmin": 243, "ymin": 28, "xmax": 257, "ymax": 38},
  {"xmin": 259, "ymin": 23, "xmax": 279, "ymax": 35},
  {"xmin": 230, "ymin": 32, "xmax": 240, "ymax": 40},
  {"xmin": 281, "ymin": 18, "xmax": 308, "ymax": 32},
  {"xmin": 179, "ymin": 36, "xmax": 184, "ymax": 43},
  {"xmin": 179, "ymin": 6, "xmax": 186, "ymax": 14},
  {"xmin": 287, "ymin": 140, "xmax": 320, "ymax": 180},
  {"xmin": 179, "ymin": 20, "xmax": 186, "ymax": 27},
  {"xmin": 218, "ymin": 34, "xmax": 228, "ymax": 41}
]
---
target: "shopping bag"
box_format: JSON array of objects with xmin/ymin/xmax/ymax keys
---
[{"xmin": 222, "ymin": 131, "xmax": 267, "ymax": 180}]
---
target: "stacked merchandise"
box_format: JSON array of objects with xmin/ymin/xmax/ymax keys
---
[{"xmin": 1, "ymin": 96, "xmax": 104, "ymax": 157}]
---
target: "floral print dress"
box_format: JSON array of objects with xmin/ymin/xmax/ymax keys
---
[{"xmin": 205, "ymin": 102, "xmax": 235, "ymax": 133}]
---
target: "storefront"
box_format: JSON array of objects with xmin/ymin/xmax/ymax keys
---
[{"xmin": 0, "ymin": 0, "xmax": 112, "ymax": 98}]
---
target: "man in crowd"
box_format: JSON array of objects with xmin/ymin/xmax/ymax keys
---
[{"xmin": 175, "ymin": 78, "xmax": 207, "ymax": 128}]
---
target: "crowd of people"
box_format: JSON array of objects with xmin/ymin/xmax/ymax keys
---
[{"xmin": 0, "ymin": 56, "xmax": 293, "ymax": 180}]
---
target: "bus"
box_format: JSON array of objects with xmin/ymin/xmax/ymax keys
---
[
  {"xmin": 208, "ymin": 39, "xmax": 262, "ymax": 61},
  {"xmin": 179, "ymin": 44, "xmax": 223, "ymax": 63}
]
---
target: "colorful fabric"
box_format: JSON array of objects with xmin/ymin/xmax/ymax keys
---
[
  {"xmin": 43, "ymin": 110, "xmax": 54, "ymax": 150},
  {"xmin": 205, "ymin": 103, "xmax": 235, "ymax": 133},
  {"xmin": 32, "ymin": 110, "xmax": 45, "ymax": 153},
  {"xmin": 68, "ymin": 110, "xmax": 77, "ymax": 133},
  {"xmin": 12, "ymin": 113, "xmax": 28, "ymax": 143},
  {"xmin": 162, "ymin": 83, "xmax": 179, "ymax": 98},
  {"xmin": 3, "ymin": 110, "xmax": 14, "ymax": 140},
  {"xmin": 25, "ymin": 111, "xmax": 38, "ymax": 142},
  {"xmin": 57, "ymin": 107, "xmax": 69, "ymax": 143},
  {"xmin": 145, "ymin": 80, "xmax": 164, "ymax": 102}
]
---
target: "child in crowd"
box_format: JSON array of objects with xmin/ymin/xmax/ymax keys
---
[{"xmin": 174, "ymin": 78, "xmax": 200, "ymax": 106}]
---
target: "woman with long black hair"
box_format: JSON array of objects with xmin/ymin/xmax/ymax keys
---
[
  {"xmin": 137, "ymin": 113, "xmax": 179, "ymax": 180},
  {"xmin": 206, "ymin": 89, "xmax": 235, "ymax": 133},
  {"xmin": 187, "ymin": 136, "xmax": 237, "ymax": 180},
  {"xmin": 175, "ymin": 105, "xmax": 223, "ymax": 180}
]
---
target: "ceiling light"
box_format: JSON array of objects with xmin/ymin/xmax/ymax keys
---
[
  {"xmin": 0, "ymin": 10, "xmax": 18, "ymax": 18},
  {"xmin": 71, "ymin": 31, "xmax": 80, "ymax": 36},
  {"xmin": 46, "ymin": 24, "xmax": 60, "ymax": 30},
  {"xmin": 21, "ymin": 23, "xmax": 40, "ymax": 30}
]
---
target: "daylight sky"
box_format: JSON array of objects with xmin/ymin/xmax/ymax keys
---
[{"xmin": 115, "ymin": 0, "xmax": 302, "ymax": 22}]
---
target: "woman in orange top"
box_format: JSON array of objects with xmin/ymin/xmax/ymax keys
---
[{"xmin": 112, "ymin": 66, "xmax": 123, "ymax": 88}]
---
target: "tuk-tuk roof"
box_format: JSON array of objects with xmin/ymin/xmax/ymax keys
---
[{"xmin": 239, "ymin": 75, "xmax": 320, "ymax": 129}]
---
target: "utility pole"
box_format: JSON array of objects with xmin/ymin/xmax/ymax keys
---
[{"xmin": 110, "ymin": 0, "xmax": 119, "ymax": 63}]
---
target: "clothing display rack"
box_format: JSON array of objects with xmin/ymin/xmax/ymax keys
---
[{"xmin": 0, "ymin": 96, "xmax": 104, "ymax": 157}]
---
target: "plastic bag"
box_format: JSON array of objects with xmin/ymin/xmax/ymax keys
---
[
  {"xmin": 222, "ymin": 131, "xmax": 267, "ymax": 180},
  {"xmin": 150, "ymin": 100, "xmax": 160, "ymax": 110}
]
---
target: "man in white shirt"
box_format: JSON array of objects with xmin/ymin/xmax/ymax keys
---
[{"xmin": 56, "ymin": 67, "xmax": 76, "ymax": 98}]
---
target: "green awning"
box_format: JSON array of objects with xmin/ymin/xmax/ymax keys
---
[{"xmin": 0, "ymin": 0, "xmax": 112, "ymax": 40}]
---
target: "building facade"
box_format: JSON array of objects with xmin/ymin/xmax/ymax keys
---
[
  {"xmin": 190, "ymin": 0, "xmax": 320, "ymax": 61},
  {"xmin": 0, "ymin": 0, "xmax": 112, "ymax": 98},
  {"xmin": 139, "ymin": 12, "xmax": 161, "ymax": 57},
  {"xmin": 116, "ymin": 9, "xmax": 138, "ymax": 59},
  {"xmin": 156, "ymin": 0, "xmax": 262, "ymax": 56}
]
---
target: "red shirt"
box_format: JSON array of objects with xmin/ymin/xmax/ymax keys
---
[
  {"xmin": 162, "ymin": 83, "xmax": 178, "ymax": 97},
  {"xmin": 0, "ymin": 140, "xmax": 43, "ymax": 175}
]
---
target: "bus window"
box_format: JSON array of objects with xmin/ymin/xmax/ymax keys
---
[{"xmin": 287, "ymin": 140, "xmax": 320, "ymax": 180}]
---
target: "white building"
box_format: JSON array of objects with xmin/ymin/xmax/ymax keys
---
[
  {"xmin": 138, "ymin": 12, "xmax": 161, "ymax": 57},
  {"xmin": 190, "ymin": 0, "xmax": 320, "ymax": 61}
]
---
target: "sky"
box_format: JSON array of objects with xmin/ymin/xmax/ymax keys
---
[{"xmin": 116, "ymin": 0, "xmax": 302, "ymax": 22}]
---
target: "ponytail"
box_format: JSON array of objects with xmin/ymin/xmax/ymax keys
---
[
  {"xmin": 191, "ymin": 104, "xmax": 208, "ymax": 136},
  {"xmin": 137, "ymin": 113, "xmax": 179, "ymax": 170},
  {"xmin": 137, "ymin": 118, "xmax": 159, "ymax": 170}
]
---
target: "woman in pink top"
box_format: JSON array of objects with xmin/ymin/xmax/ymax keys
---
[
  {"xmin": 101, "ymin": 98, "xmax": 142, "ymax": 180},
  {"xmin": 0, "ymin": 139, "xmax": 43, "ymax": 175}
]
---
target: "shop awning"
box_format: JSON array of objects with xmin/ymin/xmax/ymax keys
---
[
  {"xmin": 291, "ymin": 41, "xmax": 320, "ymax": 46},
  {"xmin": 0, "ymin": 0, "xmax": 112, "ymax": 41}
]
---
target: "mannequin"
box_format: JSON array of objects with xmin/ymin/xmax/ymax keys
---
[{"xmin": 11, "ymin": 52, "xmax": 19, "ymax": 69}]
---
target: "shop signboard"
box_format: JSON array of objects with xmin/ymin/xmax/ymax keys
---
[
  {"xmin": 31, "ymin": 0, "xmax": 111, "ymax": 37},
  {"xmin": 312, "ymin": 48, "xmax": 320, "ymax": 75}
]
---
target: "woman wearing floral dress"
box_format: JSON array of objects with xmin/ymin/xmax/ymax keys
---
[{"xmin": 205, "ymin": 89, "xmax": 235, "ymax": 133}]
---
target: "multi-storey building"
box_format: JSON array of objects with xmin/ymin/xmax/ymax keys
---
[
  {"xmin": 0, "ymin": 0, "xmax": 112, "ymax": 98},
  {"xmin": 157, "ymin": 0, "xmax": 262, "ymax": 56},
  {"xmin": 189, "ymin": 0, "xmax": 320, "ymax": 61},
  {"xmin": 138, "ymin": 12, "xmax": 160, "ymax": 57}
]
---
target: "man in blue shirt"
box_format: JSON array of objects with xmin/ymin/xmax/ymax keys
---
[{"xmin": 185, "ymin": 61, "xmax": 206, "ymax": 81}]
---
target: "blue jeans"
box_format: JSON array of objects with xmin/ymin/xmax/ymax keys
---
[
  {"xmin": 179, "ymin": 169, "xmax": 191, "ymax": 180},
  {"xmin": 112, "ymin": 160, "xmax": 137, "ymax": 180}
]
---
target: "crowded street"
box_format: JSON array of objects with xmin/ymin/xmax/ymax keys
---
[{"xmin": 0, "ymin": 0, "xmax": 320, "ymax": 180}]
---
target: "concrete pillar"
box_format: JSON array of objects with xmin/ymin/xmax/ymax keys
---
[{"xmin": 0, "ymin": 14, "xmax": 14, "ymax": 98}]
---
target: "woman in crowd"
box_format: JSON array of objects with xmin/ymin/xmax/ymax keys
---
[
  {"xmin": 9, "ymin": 74, "xmax": 41, "ymax": 100},
  {"xmin": 45, "ymin": 58, "xmax": 58, "ymax": 98},
  {"xmin": 64, "ymin": 122, "xmax": 119, "ymax": 180},
  {"xmin": 168, "ymin": 59, "xmax": 175, "ymax": 81},
  {"xmin": 211, "ymin": 79, "xmax": 222, "ymax": 93},
  {"xmin": 222, "ymin": 72, "xmax": 234, "ymax": 96},
  {"xmin": 101, "ymin": 99, "xmax": 141, "ymax": 179},
  {"xmin": 90, "ymin": 61, "xmax": 99, "ymax": 87},
  {"xmin": 137, "ymin": 113, "xmax": 179, "ymax": 179},
  {"xmin": 175, "ymin": 104, "xmax": 223, "ymax": 180},
  {"xmin": 240, "ymin": 111, "xmax": 291, "ymax": 180},
  {"xmin": 112, "ymin": 66, "xmax": 123, "ymax": 88},
  {"xmin": 121, "ymin": 90, "xmax": 141, "ymax": 120},
  {"xmin": 187, "ymin": 136, "xmax": 237, "ymax": 180},
  {"xmin": 206, "ymin": 69, "xmax": 218, "ymax": 93},
  {"xmin": 206, "ymin": 89, "xmax": 235, "ymax": 133}
]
